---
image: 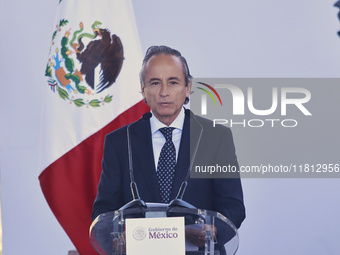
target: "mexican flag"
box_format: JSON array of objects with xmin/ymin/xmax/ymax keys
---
[{"xmin": 39, "ymin": 0, "xmax": 149, "ymax": 254}]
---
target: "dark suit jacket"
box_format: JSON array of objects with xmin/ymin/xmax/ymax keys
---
[{"xmin": 91, "ymin": 109, "xmax": 245, "ymax": 229}]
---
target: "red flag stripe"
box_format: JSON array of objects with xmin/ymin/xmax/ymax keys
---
[{"xmin": 39, "ymin": 100, "xmax": 149, "ymax": 254}]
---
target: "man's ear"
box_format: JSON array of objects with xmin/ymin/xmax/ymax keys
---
[
  {"xmin": 186, "ymin": 81, "xmax": 192, "ymax": 97},
  {"xmin": 141, "ymin": 84, "xmax": 145, "ymax": 96},
  {"xmin": 141, "ymin": 84, "xmax": 147, "ymax": 103}
]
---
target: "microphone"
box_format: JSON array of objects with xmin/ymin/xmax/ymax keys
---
[
  {"xmin": 118, "ymin": 113, "xmax": 151, "ymax": 211},
  {"xmin": 168, "ymin": 111, "xmax": 203, "ymax": 209},
  {"xmin": 119, "ymin": 110, "xmax": 203, "ymax": 211}
]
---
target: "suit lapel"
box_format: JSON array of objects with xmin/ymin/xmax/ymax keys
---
[
  {"xmin": 130, "ymin": 110, "xmax": 202, "ymax": 203},
  {"xmin": 130, "ymin": 116, "xmax": 161, "ymax": 202},
  {"xmin": 170, "ymin": 109, "xmax": 202, "ymax": 199}
]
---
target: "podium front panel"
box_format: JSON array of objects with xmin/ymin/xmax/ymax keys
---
[{"xmin": 90, "ymin": 204, "xmax": 239, "ymax": 255}]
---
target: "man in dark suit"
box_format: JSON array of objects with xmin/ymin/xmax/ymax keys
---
[{"xmin": 91, "ymin": 46, "xmax": 245, "ymax": 243}]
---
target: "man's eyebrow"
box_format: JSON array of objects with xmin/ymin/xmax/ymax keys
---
[
  {"xmin": 147, "ymin": 77, "xmax": 181, "ymax": 83},
  {"xmin": 148, "ymin": 78, "xmax": 161, "ymax": 83},
  {"xmin": 168, "ymin": 77, "xmax": 180, "ymax": 81}
]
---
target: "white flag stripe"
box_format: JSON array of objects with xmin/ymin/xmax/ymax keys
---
[{"xmin": 40, "ymin": 0, "xmax": 143, "ymax": 171}]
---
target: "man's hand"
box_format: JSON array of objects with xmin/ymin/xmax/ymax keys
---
[
  {"xmin": 112, "ymin": 231, "xmax": 126, "ymax": 254},
  {"xmin": 185, "ymin": 224, "xmax": 217, "ymax": 247}
]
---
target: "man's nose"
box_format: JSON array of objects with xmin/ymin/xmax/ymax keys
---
[{"xmin": 159, "ymin": 83, "xmax": 169, "ymax": 96}]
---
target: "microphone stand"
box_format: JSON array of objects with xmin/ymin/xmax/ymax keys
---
[
  {"xmin": 118, "ymin": 114, "xmax": 150, "ymax": 211},
  {"xmin": 168, "ymin": 112, "xmax": 203, "ymax": 210},
  {"xmin": 119, "ymin": 110, "xmax": 203, "ymax": 211}
]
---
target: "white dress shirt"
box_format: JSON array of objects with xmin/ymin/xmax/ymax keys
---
[{"xmin": 150, "ymin": 108, "xmax": 185, "ymax": 170}]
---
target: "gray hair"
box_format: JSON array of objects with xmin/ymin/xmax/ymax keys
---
[
  {"xmin": 140, "ymin": 45, "xmax": 192, "ymax": 86},
  {"xmin": 140, "ymin": 45, "xmax": 192, "ymax": 104}
]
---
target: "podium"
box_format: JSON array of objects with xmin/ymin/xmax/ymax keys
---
[{"xmin": 90, "ymin": 203, "xmax": 239, "ymax": 255}]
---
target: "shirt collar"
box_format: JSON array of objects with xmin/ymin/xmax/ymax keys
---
[{"xmin": 150, "ymin": 107, "xmax": 185, "ymax": 135}]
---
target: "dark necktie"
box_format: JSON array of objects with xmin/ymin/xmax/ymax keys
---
[{"xmin": 157, "ymin": 127, "xmax": 176, "ymax": 203}]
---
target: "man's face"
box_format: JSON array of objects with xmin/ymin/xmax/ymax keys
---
[{"xmin": 141, "ymin": 54, "xmax": 191, "ymax": 126}]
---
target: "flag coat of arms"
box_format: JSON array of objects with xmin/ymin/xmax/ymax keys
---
[{"xmin": 39, "ymin": 0, "xmax": 149, "ymax": 254}]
